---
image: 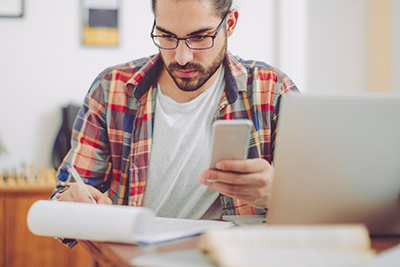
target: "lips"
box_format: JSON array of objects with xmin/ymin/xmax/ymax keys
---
[{"xmin": 175, "ymin": 69, "xmax": 198, "ymax": 79}]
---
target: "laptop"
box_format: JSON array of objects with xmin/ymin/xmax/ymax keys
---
[{"xmin": 267, "ymin": 93, "xmax": 400, "ymax": 235}]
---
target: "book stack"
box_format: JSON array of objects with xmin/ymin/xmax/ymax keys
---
[{"xmin": 198, "ymin": 225, "xmax": 376, "ymax": 267}]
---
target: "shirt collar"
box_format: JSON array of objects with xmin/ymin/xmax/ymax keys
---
[{"xmin": 127, "ymin": 51, "xmax": 248, "ymax": 104}]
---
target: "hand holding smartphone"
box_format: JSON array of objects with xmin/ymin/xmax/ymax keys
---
[{"xmin": 209, "ymin": 120, "xmax": 253, "ymax": 169}]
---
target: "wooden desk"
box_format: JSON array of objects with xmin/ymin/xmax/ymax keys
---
[
  {"xmin": 79, "ymin": 235, "xmax": 400, "ymax": 267},
  {"xmin": 0, "ymin": 188, "xmax": 91, "ymax": 267}
]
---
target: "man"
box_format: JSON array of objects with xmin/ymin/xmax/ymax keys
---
[{"xmin": 53, "ymin": 0, "xmax": 298, "ymax": 247}]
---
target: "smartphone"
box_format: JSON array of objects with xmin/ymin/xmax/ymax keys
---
[{"xmin": 209, "ymin": 120, "xmax": 253, "ymax": 169}]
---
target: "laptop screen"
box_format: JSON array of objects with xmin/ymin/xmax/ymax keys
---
[{"xmin": 267, "ymin": 93, "xmax": 400, "ymax": 235}]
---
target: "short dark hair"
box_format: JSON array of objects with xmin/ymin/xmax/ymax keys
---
[{"xmin": 151, "ymin": 0, "xmax": 232, "ymax": 19}]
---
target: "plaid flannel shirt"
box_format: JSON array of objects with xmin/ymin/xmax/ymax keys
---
[{"xmin": 53, "ymin": 51, "xmax": 298, "ymax": 248}]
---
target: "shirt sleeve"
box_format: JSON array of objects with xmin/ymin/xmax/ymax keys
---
[
  {"xmin": 55, "ymin": 76, "xmax": 113, "ymax": 191},
  {"xmin": 50, "ymin": 76, "xmax": 113, "ymax": 248}
]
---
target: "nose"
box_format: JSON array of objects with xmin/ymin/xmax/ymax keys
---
[{"xmin": 174, "ymin": 40, "xmax": 194, "ymax": 66}]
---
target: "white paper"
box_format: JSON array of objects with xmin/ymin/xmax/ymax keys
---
[
  {"xmin": 139, "ymin": 217, "xmax": 233, "ymax": 245},
  {"xmin": 27, "ymin": 200, "xmax": 233, "ymax": 245},
  {"xmin": 27, "ymin": 200, "xmax": 155, "ymax": 244}
]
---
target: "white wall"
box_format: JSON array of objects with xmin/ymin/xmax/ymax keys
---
[
  {"xmin": 277, "ymin": 0, "xmax": 308, "ymax": 93},
  {"xmin": 266, "ymin": 0, "xmax": 368, "ymax": 94},
  {"xmin": 0, "ymin": 0, "xmax": 155, "ymax": 170},
  {"xmin": 306, "ymin": 0, "xmax": 368, "ymax": 93},
  {"xmin": 0, "ymin": 0, "xmax": 278, "ymax": 170},
  {"xmin": 229, "ymin": 0, "xmax": 277, "ymax": 65},
  {"xmin": 0, "ymin": 0, "xmax": 381, "ymax": 170}
]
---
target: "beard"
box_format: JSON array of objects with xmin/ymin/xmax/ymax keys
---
[{"xmin": 162, "ymin": 41, "xmax": 227, "ymax": 92}]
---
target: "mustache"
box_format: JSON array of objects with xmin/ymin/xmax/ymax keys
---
[{"xmin": 168, "ymin": 62, "xmax": 203, "ymax": 71}]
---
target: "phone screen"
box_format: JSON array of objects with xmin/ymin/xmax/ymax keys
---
[{"xmin": 209, "ymin": 120, "xmax": 252, "ymax": 169}]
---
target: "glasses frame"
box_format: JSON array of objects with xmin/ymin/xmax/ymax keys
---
[{"xmin": 150, "ymin": 11, "xmax": 229, "ymax": 50}]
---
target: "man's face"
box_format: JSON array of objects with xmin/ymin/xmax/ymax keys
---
[{"xmin": 154, "ymin": 0, "xmax": 228, "ymax": 92}]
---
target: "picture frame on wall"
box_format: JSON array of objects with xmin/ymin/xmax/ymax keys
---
[
  {"xmin": 81, "ymin": 0, "xmax": 120, "ymax": 46},
  {"xmin": 0, "ymin": 0, "xmax": 24, "ymax": 18}
]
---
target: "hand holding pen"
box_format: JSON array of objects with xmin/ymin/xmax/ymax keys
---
[
  {"xmin": 55, "ymin": 163, "xmax": 112, "ymax": 205},
  {"xmin": 67, "ymin": 163, "xmax": 97, "ymax": 204}
]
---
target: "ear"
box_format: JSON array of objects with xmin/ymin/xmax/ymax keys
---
[{"xmin": 226, "ymin": 9, "xmax": 239, "ymax": 37}]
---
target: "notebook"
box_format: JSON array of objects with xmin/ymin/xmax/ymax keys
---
[
  {"xmin": 267, "ymin": 93, "xmax": 400, "ymax": 235},
  {"xmin": 27, "ymin": 200, "xmax": 233, "ymax": 245}
]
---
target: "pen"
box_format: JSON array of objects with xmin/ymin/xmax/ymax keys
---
[{"xmin": 67, "ymin": 163, "xmax": 97, "ymax": 204}]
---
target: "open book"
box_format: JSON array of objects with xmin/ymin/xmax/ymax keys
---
[
  {"xmin": 198, "ymin": 224, "xmax": 376, "ymax": 267},
  {"xmin": 27, "ymin": 200, "xmax": 233, "ymax": 245}
]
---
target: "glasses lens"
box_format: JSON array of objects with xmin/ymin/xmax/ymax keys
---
[
  {"xmin": 151, "ymin": 36, "xmax": 214, "ymax": 50},
  {"xmin": 186, "ymin": 36, "xmax": 214, "ymax": 49},
  {"xmin": 153, "ymin": 36, "xmax": 177, "ymax": 49}
]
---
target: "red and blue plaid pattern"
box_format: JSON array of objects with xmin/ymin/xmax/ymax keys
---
[{"xmin": 53, "ymin": 52, "xmax": 298, "ymax": 248}]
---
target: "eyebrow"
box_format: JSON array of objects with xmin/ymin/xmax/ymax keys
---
[{"xmin": 155, "ymin": 25, "xmax": 215, "ymax": 37}]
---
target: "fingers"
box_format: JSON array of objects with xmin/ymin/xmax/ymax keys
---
[
  {"xmin": 207, "ymin": 182, "xmax": 263, "ymax": 199},
  {"xmin": 93, "ymin": 189, "xmax": 113, "ymax": 205},
  {"xmin": 86, "ymin": 185, "xmax": 112, "ymax": 205},
  {"xmin": 205, "ymin": 179, "xmax": 271, "ymax": 209},
  {"xmin": 205, "ymin": 179, "xmax": 270, "ymax": 209},
  {"xmin": 57, "ymin": 182, "xmax": 112, "ymax": 205},
  {"xmin": 58, "ymin": 183, "xmax": 92, "ymax": 203},
  {"xmin": 202, "ymin": 169, "xmax": 269, "ymax": 186},
  {"xmin": 200, "ymin": 158, "xmax": 272, "ymax": 185},
  {"xmin": 198, "ymin": 158, "xmax": 273, "ymax": 209},
  {"xmin": 215, "ymin": 158, "xmax": 268, "ymax": 174}
]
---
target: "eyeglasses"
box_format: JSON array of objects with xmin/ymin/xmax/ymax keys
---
[{"xmin": 150, "ymin": 12, "xmax": 228, "ymax": 50}]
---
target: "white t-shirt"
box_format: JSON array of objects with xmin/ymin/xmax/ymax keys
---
[{"xmin": 142, "ymin": 66, "xmax": 225, "ymax": 219}]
